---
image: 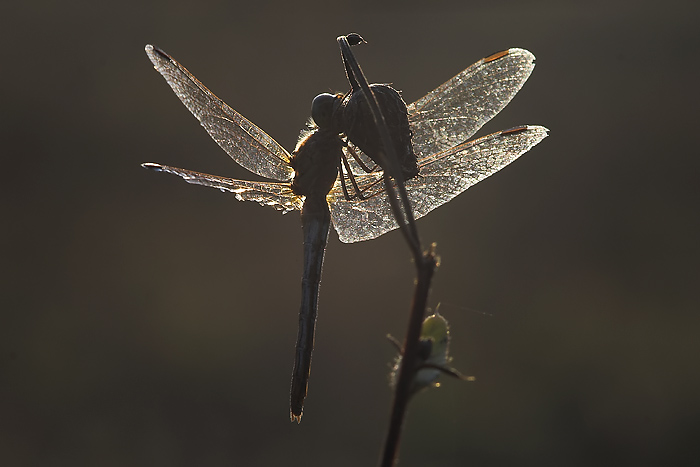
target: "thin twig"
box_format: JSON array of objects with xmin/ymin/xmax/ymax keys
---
[
  {"xmin": 336, "ymin": 34, "xmax": 439, "ymax": 467},
  {"xmin": 337, "ymin": 35, "xmax": 422, "ymax": 260},
  {"xmin": 380, "ymin": 247, "xmax": 437, "ymax": 467}
]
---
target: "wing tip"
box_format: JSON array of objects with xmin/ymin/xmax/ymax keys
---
[
  {"xmin": 484, "ymin": 47, "xmax": 535, "ymax": 64},
  {"xmin": 145, "ymin": 44, "xmax": 169, "ymax": 63},
  {"xmin": 526, "ymin": 124, "xmax": 550, "ymax": 137},
  {"xmin": 500, "ymin": 125, "xmax": 549, "ymax": 136},
  {"xmin": 141, "ymin": 162, "xmax": 165, "ymax": 171},
  {"xmin": 508, "ymin": 47, "xmax": 536, "ymax": 63}
]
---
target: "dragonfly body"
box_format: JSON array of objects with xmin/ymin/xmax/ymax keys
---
[
  {"xmin": 289, "ymin": 126, "xmax": 343, "ymax": 422},
  {"xmin": 290, "ymin": 126, "xmax": 343, "ymax": 199},
  {"xmin": 142, "ymin": 43, "xmax": 548, "ymax": 422},
  {"xmin": 340, "ymin": 84, "xmax": 418, "ymax": 180}
]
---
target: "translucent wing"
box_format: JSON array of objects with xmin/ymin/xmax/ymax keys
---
[
  {"xmin": 407, "ymin": 48, "xmax": 536, "ymax": 159},
  {"xmin": 145, "ymin": 45, "xmax": 294, "ymax": 182},
  {"xmin": 328, "ymin": 126, "xmax": 549, "ymax": 243},
  {"xmin": 142, "ymin": 163, "xmax": 303, "ymax": 213}
]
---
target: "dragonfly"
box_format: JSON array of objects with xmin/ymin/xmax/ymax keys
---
[{"xmin": 142, "ymin": 43, "xmax": 548, "ymax": 422}]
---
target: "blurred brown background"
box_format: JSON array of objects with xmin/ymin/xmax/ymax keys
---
[{"xmin": 2, "ymin": 0, "xmax": 699, "ymax": 465}]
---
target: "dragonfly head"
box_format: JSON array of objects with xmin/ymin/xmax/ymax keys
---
[{"xmin": 311, "ymin": 93, "xmax": 343, "ymax": 132}]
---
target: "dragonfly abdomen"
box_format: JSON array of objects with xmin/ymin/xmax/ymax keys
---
[{"xmin": 290, "ymin": 195, "xmax": 331, "ymax": 422}]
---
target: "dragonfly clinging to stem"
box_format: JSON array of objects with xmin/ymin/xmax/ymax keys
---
[{"xmin": 142, "ymin": 36, "xmax": 547, "ymax": 422}]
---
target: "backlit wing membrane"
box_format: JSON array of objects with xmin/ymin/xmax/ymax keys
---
[
  {"xmin": 142, "ymin": 163, "xmax": 303, "ymax": 213},
  {"xmin": 146, "ymin": 45, "xmax": 294, "ymax": 182},
  {"xmin": 329, "ymin": 125, "xmax": 548, "ymax": 243},
  {"xmin": 145, "ymin": 46, "xmax": 547, "ymax": 243},
  {"xmin": 407, "ymin": 48, "xmax": 536, "ymax": 159},
  {"xmin": 342, "ymin": 49, "xmax": 536, "ymax": 177}
]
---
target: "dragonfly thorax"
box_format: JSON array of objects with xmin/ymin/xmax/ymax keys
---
[{"xmin": 290, "ymin": 128, "xmax": 343, "ymax": 198}]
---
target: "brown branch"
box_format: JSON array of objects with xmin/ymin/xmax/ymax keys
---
[
  {"xmin": 380, "ymin": 248, "xmax": 437, "ymax": 467},
  {"xmin": 336, "ymin": 34, "xmax": 439, "ymax": 467}
]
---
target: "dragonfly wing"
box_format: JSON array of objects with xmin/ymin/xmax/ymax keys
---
[
  {"xmin": 327, "ymin": 170, "xmax": 395, "ymax": 243},
  {"xmin": 329, "ymin": 126, "xmax": 548, "ymax": 243},
  {"xmin": 407, "ymin": 48, "xmax": 536, "ymax": 159},
  {"xmin": 142, "ymin": 163, "xmax": 303, "ymax": 213},
  {"xmin": 145, "ymin": 45, "xmax": 294, "ymax": 182}
]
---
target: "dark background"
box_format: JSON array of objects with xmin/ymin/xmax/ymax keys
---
[{"xmin": 3, "ymin": 0, "xmax": 699, "ymax": 465}]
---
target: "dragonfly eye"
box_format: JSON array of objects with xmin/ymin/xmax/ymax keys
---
[{"xmin": 311, "ymin": 93, "xmax": 340, "ymax": 130}]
